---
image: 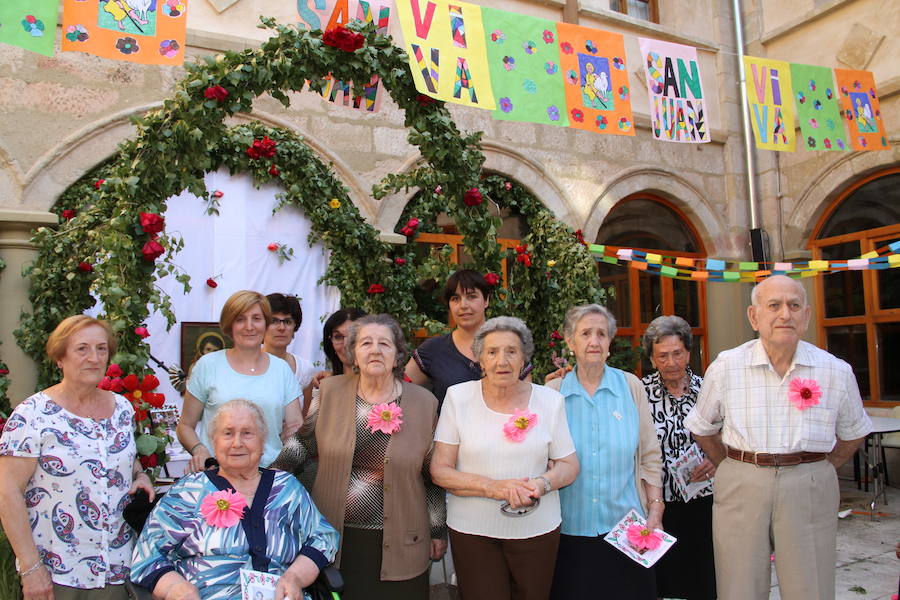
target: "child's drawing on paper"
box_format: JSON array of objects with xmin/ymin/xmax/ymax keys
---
[
  {"xmin": 579, "ymin": 54, "xmax": 612, "ymax": 110},
  {"xmin": 99, "ymin": 0, "xmax": 157, "ymax": 36}
]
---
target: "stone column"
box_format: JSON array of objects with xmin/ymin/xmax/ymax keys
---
[{"xmin": 0, "ymin": 209, "xmax": 58, "ymax": 406}]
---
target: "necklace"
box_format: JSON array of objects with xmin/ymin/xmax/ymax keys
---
[{"xmin": 358, "ymin": 379, "xmax": 400, "ymax": 404}]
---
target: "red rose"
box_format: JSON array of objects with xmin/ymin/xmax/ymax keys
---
[
  {"xmin": 504, "ymin": 182, "xmax": 512, "ymax": 191},
  {"xmin": 400, "ymin": 226, "xmax": 414, "ymax": 237},
  {"xmin": 267, "ymin": 243, "xmax": 279, "ymax": 251},
  {"xmin": 367, "ymin": 283, "xmax": 385, "ymax": 294},
  {"xmin": 206, "ymin": 277, "xmax": 218, "ymax": 288},
  {"xmin": 549, "ymin": 341, "xmax": 556, "ymax": 347},
  {"xmin": 322, "ymin": 26, "xmax": 365, "ymax": 52},
  {"xmin": 140, "ymin": 453, "xmax": 158, "ymax": 468},
  {"xmin": 0, "ymin": 368, "xmax": 9, "ymax": 376},
  {"xmin": 134, "ymin": 326, "xmax": 150, "ymax": 338},
  {"xmin": 94, "ymin": 179, "xmax": 105, "ymax": 189},
  {"xmin": 269, "ymin": 165, "xmax": 280, "ymax": 177},
  {"xmin": 484, "ymin": 272, "xmax": 500, "ymax": 286},
  {"xmin": 550, "ymin": 330, "xmax": 563, "ymax": 340},
  {"xmin": 139, "ymin": 212, "xmax": 165, "ymax": 235},
  {"xmin": 463, "ymin": 188, "xmax": 483, "ymax": 207},
  {"xmin": 62, "ymin": 209, "xmax": 76, "ymax": 220},
  {"xmin": 77, "ymin": 262, "xmax": 94, "ymax": 272},
  {"xmin": 98, "ymin": 377, "xmax": 112, "ymax": 390},
  {"xmin": 394, "ymin": 258, "xmax": 407, "ymax": 265},
  {"xmin": 212, "ymin": 190, "xmax": 224, "ymax": 198},
  {"xmin": 203, "ymin": 85, "xmax": 229, "ymax": 102},
  {"xmin": 246, "ymin": 136, "xmax": 277, "ymax": 160},
  {"xmin": 515, "ymin": 244, "xmax": 527, "ymax": 254},
  {"xmin": 406, "ymin": 218, "xmax": 420, "ymax": 229},
  {"xmin": 434, "ymin": 185, "xmax": 443, "ymax": 195},
  {"xmin": 109, "ymin": 377, "xmax": 124, "ymax": 393},
  {"xmin": 106, "ymin": 364, "xmax": 123, "ymax": 378},
  {"xmin": 416, "ymin": 94, "xmax": 437, "ymax": 106},
  {"xmin": 141, "ymin": 239, "xmax": 165, "ymax": 262}
]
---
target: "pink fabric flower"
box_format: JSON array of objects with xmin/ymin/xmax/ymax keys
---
[
  {"xmin": 788, "ymin": 378, "xmax": 821, "ymax": 410},
  {"xmin": 626, "ymin": 523, "xmax": 662, "ymax": 551},
  {"xmin": 367, "ymin": 403, "xmax": 403, "ymax": 434},
  {"xmin": 503, "ymin": 408, "xmax": 537, "ymax": 442},
  {"xmin": 200, "ymin": 489, "xmax": 247, "ymax": 528}
]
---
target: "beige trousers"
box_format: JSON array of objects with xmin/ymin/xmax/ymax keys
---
[{"xmin": 712, "ymin": 457, "xmax": 839, "ymax": 600}]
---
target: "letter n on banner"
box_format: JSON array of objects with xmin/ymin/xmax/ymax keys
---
[
  {"xmin": 834, "ymin": 68, "xmax": 890, "ymax": 151},
  {"xmin": 638, "ymin": 38, "xmax": 710, "ymax": 143},
  {"xmin": 742, "ymin": 56, "xmax": 795, "ymax": 151},
  {"xmin": 396, "ymin": 0, "xmax": 495, "ymax": 109}
]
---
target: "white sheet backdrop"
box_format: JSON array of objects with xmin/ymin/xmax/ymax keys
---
[{"xmin": 141, "ymin": 168, "xmax": 341, "ymax": 412}]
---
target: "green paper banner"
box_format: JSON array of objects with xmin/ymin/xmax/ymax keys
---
[
  {"xmin": 481, "ymin": 7, "xmax": 568, "ymax": 127},
  {"xmin": 0, "ymin": 0, "xmax": 58, "ymax": 56},
  {"xmin": 790, "ymin": 63, "xmax": 849, "ymax": 152}
]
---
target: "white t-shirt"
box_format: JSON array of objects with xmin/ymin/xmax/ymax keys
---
[
  {"xmin": 435, "ymin": 380, "xmax": 576, "ymax": 539},
  {"xmin": 289, "ymin": 352, "xmax": 317, "ymax": 392}
]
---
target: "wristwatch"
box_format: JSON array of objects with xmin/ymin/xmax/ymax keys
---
[{"xmin": 536, "ymin": 475, "xmax": 552, "ymax": 493}]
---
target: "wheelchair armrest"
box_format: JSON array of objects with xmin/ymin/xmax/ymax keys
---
[{"xmin": 317, "ymin": 565, "xmax": 344, "ymax": 593}]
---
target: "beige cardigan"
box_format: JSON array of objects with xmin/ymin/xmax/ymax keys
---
[
  {"xmin": 311, "ymin": 374, "xmax": 439, "ymax": 581},
  {"xmin": 547, "ymin": 370, "xmax": 663, "ymax": 513}
]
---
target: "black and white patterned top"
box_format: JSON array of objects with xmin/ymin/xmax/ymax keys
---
[{"xmin": 642, "ymin": 369, "xmax": 712, "ymax": 503}]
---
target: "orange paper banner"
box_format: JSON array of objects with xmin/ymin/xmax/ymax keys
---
[
  {"xmin": 62, "ymin": 0, "xmax": 188, "ymax": 65},
  {"xmin": 555, "ymin": 23, "xmax": 634, "ymax": 136},
  {"xmin": 833, "ymin": 68, "xmax": 890, "ymax": 151}
]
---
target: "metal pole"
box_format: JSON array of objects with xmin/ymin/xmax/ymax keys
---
[{"xmin": 731, "ymin": 0, "xmax": 760, "ymax": 230}]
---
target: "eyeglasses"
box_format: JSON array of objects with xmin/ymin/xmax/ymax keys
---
[{"xmin": 270, "ymin": 317, "xmax": 295, "ymax": 328}]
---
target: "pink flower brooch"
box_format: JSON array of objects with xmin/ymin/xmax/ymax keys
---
[
  {"xmin": 367, "ymin": 402, "xmax": 403, "ymax": 435},
  {"xmin": 503, "ymin": 408, "xmax": 537, "ymax": 442},
  {"xmin": 626, "ymin": 523, "xmax": 663, "ymax": 553},
  {"xmin": 788, "ymin": 378, "xmax": 822, "ymax": 411},
  {"xmin": 200, "ymin": 489, "xmax": 247, "ymax": 528}
]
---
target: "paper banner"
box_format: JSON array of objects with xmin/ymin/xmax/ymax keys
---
[
  {"xmin": 743, "ymin": 56, "xmax": 795, "ymax": 151},
  {"xmin": 833, "ymin": 68, "xmax": 890, "ymax": 151},
  {"xmin": 395, "ymin": 0, "xmax": 495, "ymax": 109},
  {"xmin": 638, "ymin": 38, "xmax": 709, "ymax": 143},
  {"xmin": 481, "ymin": 8, "xmax": 568, "ymax": 127},
  {"xmin": 0, "ymin": 0, "xmax": 59, "ymax": 57},
  {"xmin": 298, "ymin": 0, "xmax": 392, "ymax": 113},
  {"xmin": 556, "ymin": 23, "xmax": 633, "ymax": 135},
  {"xmin": 789, "ymin": 63, "xmax": 849, "ymax": 152},
  {"xmin": 61, "ymin": 0, "xmax": 188, "ymax": 65}
]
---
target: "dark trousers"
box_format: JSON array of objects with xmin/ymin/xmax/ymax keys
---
[
  {"xmin": 449, "ymin": 527, "xmax": 560, "ymax": 600},
  {"xmin": 550, "ymin": 533, "xmax": 656, "ymax": 600}
]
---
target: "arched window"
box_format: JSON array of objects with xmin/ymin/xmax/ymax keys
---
[
  {"xmin": 596, "ymin": 194, "xmax": 708, "ymax": 375},
  {"xmin": 810, "ymin": 166, "xmax": 900, "ymax": 405}
]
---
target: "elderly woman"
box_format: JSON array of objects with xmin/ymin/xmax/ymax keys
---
[
  {"xmin": 178, "ymin": 290, "xmax": 302, "ymax": 472},
  {"xmin": 407, "ymin": 269, "xmax": 531, "ymax": 411},
  {"xmin": 431, "ymin": 316, "xmax": 579, "ymax": 600},
  {"xmin": 0, "ymin": 315, "xmax": 154, "ymax": 599},
  {"xmin": 642, "ymin": 315, "xmax": 716, "ymax": 600},
  {"xmin": 131, "ymin": 399, "xmax": 338, "ymax": 600},
  {"xmin": 303, "ymin": 314, "xmax": 446, "ymax": 600},
  {"xmin": 547, "ymin": 304, "xmax": 663, "ymax": 600}
]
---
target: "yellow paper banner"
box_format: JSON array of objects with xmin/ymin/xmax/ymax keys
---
[
  {"xmin": 395, "ymin": 0, "xmax": 495, "ymax": 109},
  {"xmin": 743, "ymin": 56, "xmax": 795, "ymax": 151}
]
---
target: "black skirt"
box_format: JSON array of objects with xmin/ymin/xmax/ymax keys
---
[
  {"xmin": 655, "ymin": 495, "xmax": 717, "ymax": 600},
  {"xmin": 339, "ymin": 527, "xmax": 429, "ymax": 600},
  {"xmin": 550, "ymin": 533, "xmax": 657, "ymax": 599}
]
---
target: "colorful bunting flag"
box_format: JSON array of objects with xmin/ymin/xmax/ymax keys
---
[
  {"xmin": 481, "ymin": 8, "xmax": 568, "ymax": 127},
  {"xmin": 743, "ymin": 56, "xmax": 795, "ymax": 151},
  {"xmin": 638, "ymin": 38, "xmax": 710, "ymax": 143},
  {"xmin": 298, "ymin": 0, "xmax": 392, "ymax": 113},
  {"xmin": 833, "ymin": 68, "xmax": 890, "ymax": 151},
  {"xmin": 395, "ymin": 0, "xmax": 495, "ymax": 109},
  {"xmin": 556, "ymin": 23, "xmax": 633, "ymax": 136},
  {"xmin": 790, "ymin": 63, "xmax": 849, "ymax": 152},
  {"xmin": 61, "ymin": 0, "xmax": 188, "ymax": 65},
  {"xmin": 0, "ymin": 0, "xmax": 58, "ymax": 57}
]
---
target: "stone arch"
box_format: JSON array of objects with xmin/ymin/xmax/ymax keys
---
[
  {"xmin": 375, "ymin": 141, "xmax": 574, "ymax": 231},
  {"xmin": 785, "ymin": 147, "xmax": 900, "ymax": 250},
  {"xmin": 583, "ymin": 167, "xmax": 726, "ymax": 253},
  {"xmin": 20, "ymin": 105, "xmax": 377, "ymax": 221}
]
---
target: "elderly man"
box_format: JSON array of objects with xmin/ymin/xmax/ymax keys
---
[{"xmin": 685, "ymin": 275, "xmax": 872, "ymax": 600}]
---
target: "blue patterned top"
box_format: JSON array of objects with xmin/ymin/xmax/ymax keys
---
[
  {"xmin": 0, "ymin": 391, "xmax": 137, "ymax": 589},
  {"xmin": 130, "ymin": 469, "xmax": 339, "ymax": 600}
]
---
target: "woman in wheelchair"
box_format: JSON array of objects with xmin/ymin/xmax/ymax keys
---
[{"xmin": 131, "ymin": 399, "xmax": 339, "ymax": 600}]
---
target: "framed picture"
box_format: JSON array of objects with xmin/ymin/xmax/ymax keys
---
[{"xmin": 180, "ymin": 322, "xmax": 233, "ymax": 371}]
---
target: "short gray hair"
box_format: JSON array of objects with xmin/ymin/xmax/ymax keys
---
[
  {"xmin": 562, "ymin": 304, "xmax": 617, "ymax": 339},
  {"xmin": 642, "ymin": 315, "xmax": 692, "ymax": 357},
  {"xmin": 345, "ymin": 314, "xmax": 409, "ymax": 379},
  {"xmin": 209, "ymin": 398, "xmax": 269, "ymax": 442},
  {"xmin": 472, "ymin": 316, "xmax": 535, "ymax": 362}
]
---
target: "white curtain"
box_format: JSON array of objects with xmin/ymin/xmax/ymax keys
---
[{"xmin": 142, "ymin": 168, "xmax": 341, "ymax": 412}]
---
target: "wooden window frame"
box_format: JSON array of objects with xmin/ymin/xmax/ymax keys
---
[
  {"xmin": 809, "ymin": 166, "xmax": 900, "ymax": 406},
  {"xmin": 611, "ymin": 0, "xmax": 659, "ymax": 23}
]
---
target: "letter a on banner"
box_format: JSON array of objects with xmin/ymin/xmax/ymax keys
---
[
  {"xmin": 743, "ymin": 56, "xmax": 796, "ymax": 151},
  {"xmin": 638, "ymin": 38, "xmax": 710, "ymax": 143},
  {"xmin": 396, "ymin": 0, "xmax": 495, "ymax": 109},
  {"xmin": 0, "ymin": 0, "xmax": 58, "ymax": 56},
  {"xmin": 61, "ymin": 0, "xmax": 189, "ymax": 65},
  {"xmin": 833, "ymin": 68, "xmax": 890, "ymax": 151}
]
